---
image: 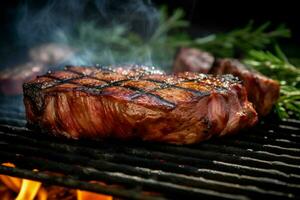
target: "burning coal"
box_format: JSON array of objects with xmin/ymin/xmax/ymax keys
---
[
  {"xmin": 0, "ymin": 163, "xmax": 112, "ymax": 200},
  {"xmin": 0, "ymin": 163, "xmax": 46, "ymax": 200}
]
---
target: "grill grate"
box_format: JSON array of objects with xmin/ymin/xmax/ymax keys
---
[{"xmin": 0, "ymin": 95, "xmax": 300, "ymax": 199}]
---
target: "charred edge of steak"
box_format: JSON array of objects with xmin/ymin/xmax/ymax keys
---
[
  {"xmin": 172, "ymin": 47, "xmax": 279, "ymax": 116},
  {"xmin": 212, "ymin": 59, "xmax": 280, "ymax": 116}
]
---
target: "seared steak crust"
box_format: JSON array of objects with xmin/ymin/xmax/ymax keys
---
[
  {"xmin": 213, "ymin": 59, "xmax": 280, "ymax": 116},
  {"xmin": 172, "ymin": 48, "xmax": 280, "ymax": 116},
  {"xmin": 23, "ymin": 65, "xmax": 257, "ymax": 144}
]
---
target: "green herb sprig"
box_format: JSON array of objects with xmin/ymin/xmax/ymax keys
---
[
  {"xmin": 193, "ymin": 22, "xmax": 291, "ymax": 58},
  {"xmin": 244, "ymin": 46, "xmax": 300, "ymax": 119}
]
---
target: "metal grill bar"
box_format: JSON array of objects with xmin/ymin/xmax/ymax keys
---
[
  {"xmin": 0, "ymin": 165, "xmax": 163, "ymax": 200},
  {"xmin": 0, "ymin": 128, "xmax": 296, "ymax": 199},
  {"xmin": 0, "ymin": 96, "xmax": 300, "ymax": 199}
]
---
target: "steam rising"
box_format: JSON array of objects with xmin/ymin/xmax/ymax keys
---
[{"xmin": 15, "ymin": 0, "xmax": 173, "ymax": 67}]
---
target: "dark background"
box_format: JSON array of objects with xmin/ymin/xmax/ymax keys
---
[
  {"xmin": 1, "ymin": 0, "xmax": 300, "ymax": 66},
  {"xmin": 155, "ymin": 0, "xmax": 300, "ymax": 34}
]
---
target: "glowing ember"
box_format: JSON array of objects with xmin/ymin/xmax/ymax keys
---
[
  {"xmin": 0, "ymin": 163, "xmax": 113, "ymax": 200},
  {"xmin": 77, "ymin": 190, "xmax": 113, "ymax": 200},
  {"xmin": 0, "ymin": 163, "xmax": 21, "ymax": 193},
  {"xmin": 16, "ymin": 178, "xmax": 43, "ymax": 200},
  {"xmin": 0, "ymin": 163, "xmax": 47, "ymax": 200}
]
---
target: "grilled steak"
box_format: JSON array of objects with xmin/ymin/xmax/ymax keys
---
[
  {"xmin": 23, "ymin": 66, "xmax": 257, "ymax": 144},
  {"xmin": 212, "ymin": 59, "xmax": 280, "ymax": 116},
  {"xmin": 173, "ymin": 47, "xmax": 280, "ymax": 116},
  {"xmin": 173, "ymin": 47, "xmax": 214, "ymax": 73}
]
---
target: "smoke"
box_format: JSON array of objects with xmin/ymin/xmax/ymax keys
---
[
  {"xmin": 15, "ymin": 0, "xmax": 169, "ymax": 67},
  {"xmin": 17, "ymin": 0, "xmax": 84, "ymax": 46}
]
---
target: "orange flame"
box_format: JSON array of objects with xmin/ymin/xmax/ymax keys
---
[
  {"xmin": 0, "ymin": 163, "xmax": 21, "ymax": 193},
  {"xmin": 0, "ymin": 163, "xmax": 112, "ymax": 200},
  {"xmin": 77, "ymin": 190, "xmax": 113, "ymax": 200},
  {"xmin": 15, "ymin": 178, "xmax": 43, "ymax": 200},
  {"xmin": 0, "ymin": 163, "xmax": 47, "ymax": 200}
]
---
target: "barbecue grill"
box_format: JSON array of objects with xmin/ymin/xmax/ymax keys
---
[{"xmin": 0, "ymin": 95, "xmax": 299, "ymax": 200}]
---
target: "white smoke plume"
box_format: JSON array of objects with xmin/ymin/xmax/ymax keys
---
[{"xmin": 15, "ymin": 0, "xmax": 175, "ymax": 67}]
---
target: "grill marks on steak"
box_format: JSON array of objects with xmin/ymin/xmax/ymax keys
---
[{"xmin": 23, "ymin": 66, "xmax": 258, "ymax": 144}]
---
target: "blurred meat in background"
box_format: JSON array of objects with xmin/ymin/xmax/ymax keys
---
[
  {"xmin": 0, "ymin": 44, "xmax": 73, "ymax": 95},
  {"xmin": 173, "ymin": 47, "xmax": 214, "ymax": 73}
]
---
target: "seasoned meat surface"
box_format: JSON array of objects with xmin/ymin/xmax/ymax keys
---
[
  {"xmin": 23, "ymin": 65, "xmax": 257, "ymax": 144},
  {"xmin": 212, "ymin": 59, "xmax": 280, "ymax": 116},
  {"xmin": 172, "ymin": 47, "xmax": 280, "ymax": 116}
]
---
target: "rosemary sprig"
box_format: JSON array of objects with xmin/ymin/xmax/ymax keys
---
[
  {"xmin": 276, "ymin": 85, "xmax": 300, "ymax": 119},
  {"xmin": 244, "ymin": 46, "xmax": 300, "ymax": 87},
  {"xmin": 243, "ymin": 47, "xmax": 300, "ymax": 119},
  {"xmin": 193, "ymin": 22, "xmax": 291, "ymax": 58},
  {"xmin": 149, "ymin": 6, "xmax": 189, "ymax": 43}
]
